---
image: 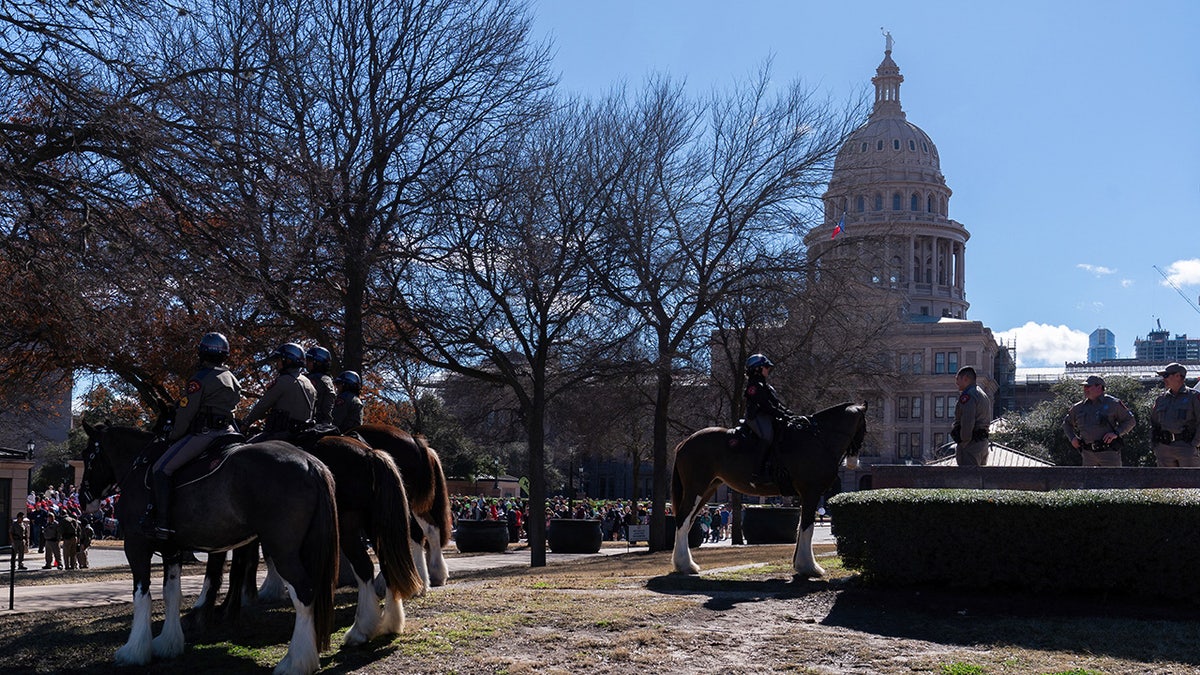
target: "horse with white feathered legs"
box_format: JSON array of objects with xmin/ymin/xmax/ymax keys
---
[{"xmin": 670, "ymin": 402, "xmax": 867, "ymax": 577}]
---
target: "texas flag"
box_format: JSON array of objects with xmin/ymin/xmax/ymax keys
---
[{"xmin": 830, "ymin": 213, "xmax": 846, "ymax": 239}]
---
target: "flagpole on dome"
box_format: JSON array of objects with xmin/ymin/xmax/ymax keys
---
[{"xmin": 830, "ymin": 211, "xmax": 846, "ymax": 240}]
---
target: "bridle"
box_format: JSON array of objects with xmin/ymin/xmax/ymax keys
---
[{"xmin": 78, "ymin": 427, "xmax": 132, "ymax": 507}]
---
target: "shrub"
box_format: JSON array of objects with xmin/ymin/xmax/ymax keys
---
[{"xmin": 828, "ymin": 488, "xmax": 1200, "ymax": 602}]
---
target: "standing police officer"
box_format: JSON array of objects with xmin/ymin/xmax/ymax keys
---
[
  {"xmin": 146, "ymin": 332, "xmax": 242, "ymax": 540},
  {"xmin": 1062, "ymin": 375, "xmax": 1135, "ymax": 466},
  {"xmin": 242, "ymin": 342, "xmax": 317, "ymax": 441},
  {"xmin": 305, "ymin": 345, "xmax": 336, "ymax": 427},
  {"xmin": 1149, "ymin": 363, "xmax": 1200, "ymax": 467},
  {"xmin": 332, "ymin": 370, "xmax": 364, "ymax": 432},
  {"xmin": 951, "ymin": 366, "xmax": 992, "ymax": 467}
]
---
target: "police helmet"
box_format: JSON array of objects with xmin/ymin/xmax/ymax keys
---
[
  {"xmin": 272, "ymin": 342, "xmax": 306, "ymax": 367},
  {"xmin": 197, "ymin": 332, "xmax": 230, "ymax": 361},
  {"xmin": 334, "ymin": 370, "xmax": 362, "ymax": 392},
  {"xmin": 745, "ymin": 353, "xmax": 774, "ymax": 373},
  {"xmin": 305, "ymin": 346, "xmax": 331, "ymax": 371}
]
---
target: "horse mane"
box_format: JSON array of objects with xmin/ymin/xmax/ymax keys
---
[
  {"xmin": 810, "ymin": 401, "xmax": 861, "ymax": 419},
  {"xmin": 105, "ymin": 424, "xmax": 155, "ymax": 445}
]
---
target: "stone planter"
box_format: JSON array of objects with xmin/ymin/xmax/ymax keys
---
[
  {"xmin": 741, "ymin": 507, "xmax": 801, "ymax": 544},
  {"xmin": 547, "ymin": 518, "xmax": 603, "ymax": 554},
  {"xmin": 663, "ymin": 515, "xmax": 705, "ymax": 550},
  {"xmin": 454, "ymin": 519, "xmax": 510, "ymax": 553}
]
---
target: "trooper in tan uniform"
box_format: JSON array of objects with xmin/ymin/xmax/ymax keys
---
[
  {"xmin": 332, "ymin": 370, "xmax": 364, "ymax": 432},
  {"xmin": 1149, "ymin": 362, "xmax": 1200, "ymax": 467},
  {"xmin": 305, "ymin": 345, "xmax": 336, "ymax": 427},
  {"xmin": 952, "ymin": 366, "xmax": 992, "ymax": 467},
  {"xmin": 1062, "ymin": 375, "xmax": 1135, "ymax": 467},
  {"xmin": 242, "ymin": 342, "xmax": 316, "ymax": 441},
  {"xmin": 146, "ymin": 332, "xmax": 242, "ymax": 539}
]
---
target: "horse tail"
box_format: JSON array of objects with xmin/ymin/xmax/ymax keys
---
[
  {"xmin": 369, "ymin": 449, "xmax": 424, "ymax": 600},
  {"xmin": 303, "ymin": 460, "xmax": 339, "ymax": 651},
  {"xmin": 425, "ymin": 444, "xmax": 453, "ymax": 547}
]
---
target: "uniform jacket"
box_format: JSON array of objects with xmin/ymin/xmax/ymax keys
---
[
  {"xmin": 1150, "ymin": 386, "xmax": 1200, "ymax": 447},
  {"xmin": 310, "ymin": 372, "xmax": 336, "ymax": 425},
  {"xmin": 953, "ymin": 384, "xmax": 992, "ymax": 443},
  {"xmin": 744, "ymin": 374, "xmax": 792, "ymax": 421},
  {"xmin": 9, "ymin": 518, "xmax": 29, "ymax": 545},
  {"xmin": 333, "ymin": 391, "xmax": 363, "ymax": 432},
  {"xmin": 244, "ymin": 367, "xmax": 317, "ymax": 429},
  {"xmin": 1062, "ymin": 393, "xmax": 1135, "ymax": 445},
  {"xmin": 171, "ymin": 364, "xmax": 242, "ymax": 442}
]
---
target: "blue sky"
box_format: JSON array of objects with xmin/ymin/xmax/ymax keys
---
[{"xmin": 529, "ymin": 0, "xmax": 1200, "ymax": 369}]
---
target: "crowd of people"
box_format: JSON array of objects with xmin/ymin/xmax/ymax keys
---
[
  {"xmin": 449, "ymin": 495, "xmax": 733, "ymax": 544},
  {"xmin": 7, "ymin": 485, "xmax": 116, "ymax": 571}
]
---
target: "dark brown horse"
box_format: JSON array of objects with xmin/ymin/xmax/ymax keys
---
[
  {"xmin": 193, "ymin": 434, "xmax": 424, "ymax": 646},
  {"xmin": 670, "ymin": 402, "xmax": 867, "ymax": 576},
  {"xmin": 79, "ymin": 423, "xmax": 338, "ymax": 675},
  {"xmin": 353, "ymin": 424, "xmax": 453, "ymax": 592}
]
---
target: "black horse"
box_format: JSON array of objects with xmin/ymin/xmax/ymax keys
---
[
  {"xmin": 79, "ymin": 423, "xmax": 339, "ymax": 675},
  {"xmin": 193, "ymin": 434, "xmax": 424, "ymax": 646},
  {"xmin": 670, "ymin": 402, "xmax": 867, "ymax": 576}
]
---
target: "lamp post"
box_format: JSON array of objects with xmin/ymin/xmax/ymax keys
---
[{"xmin": 26, "ymin": 438, "xmax": 34, "ymax": 459}]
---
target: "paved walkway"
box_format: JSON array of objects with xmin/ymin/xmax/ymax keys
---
[{"xmin": 1, "ymin": 524, "xmax": 834, "ymax": 614}]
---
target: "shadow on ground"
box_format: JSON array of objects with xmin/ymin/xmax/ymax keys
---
[{"xmin": 646, "ymin": 572, "xmax": 1200, "ymax": 667}]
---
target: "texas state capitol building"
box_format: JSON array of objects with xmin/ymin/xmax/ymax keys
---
[{"xmin": 806, "ymin": 41, "xmax": 1014, "ymax": 488}]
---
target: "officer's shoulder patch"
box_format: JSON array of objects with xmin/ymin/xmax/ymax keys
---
[
  {"xmin": 958, "ymin": 392, "xmax": 971, "ymax": 404},
  {"xmin": 334, "ymin": 398, "xmax": 345, "ymax": 408},
  {"xmin": 746, "ymin": 384, "xmax": 758, "ymax": 396},
  {"xmin": 186, "ymin": 379, "xmax": 202, "ymax": 394}
]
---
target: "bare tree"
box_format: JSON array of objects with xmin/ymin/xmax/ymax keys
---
[
  {"xmin": 595, "ymin": 69, "xmax": 864, "ymax": 550},
  {"xmin": 387, "ymin": 98, "xmax": 632, "ymax": 566}
]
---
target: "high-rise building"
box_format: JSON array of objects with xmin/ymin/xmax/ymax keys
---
[
  {"xmin": 1134, "ymin": 327, "xmax": 1200, "ymax": 362},
  {"xmin": 806, "ymin": 38, "xmax": 1014, "ymax": 483},
  {"xmin": 1088, "ymin": 328, "xmax": 1117, "ymax": 362}
]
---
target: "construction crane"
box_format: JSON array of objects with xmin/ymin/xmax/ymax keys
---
[{"xmin": 1154, "ymin": 265, "xmax": 1200, "ymax": 316}]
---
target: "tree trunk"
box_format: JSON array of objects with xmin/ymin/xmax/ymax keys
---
[
  {"xmin": 648, "ymin": 357, "xmax": 672, "ymax": 552},
  {"xmin": 526, "ymin": 376, "xmax": 547, "ymax": 568}
]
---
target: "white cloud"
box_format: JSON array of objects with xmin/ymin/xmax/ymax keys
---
[
  {"xmin": 1161, "ymin": 259, "xmax": 1200, "ymax": 287},
  {"xmin": 1120, "ymin": 279, "xmax": 1134, "ymax": 288},
  {"xmin": 1077, "ymin": 263, "xmax": 1115, "ymax": 276},
  {"xmin": 993, "ymin": 322, "xmax": 1089, "ymax": 368}
]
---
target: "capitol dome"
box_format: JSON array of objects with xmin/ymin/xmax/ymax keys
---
[
  {"xmin": 807, "ymin": 40, "xmax": 969, "ymax": 323},
  {"xmin": 827, "ymin": 49, "xmax": 947, "ymax": 195}
]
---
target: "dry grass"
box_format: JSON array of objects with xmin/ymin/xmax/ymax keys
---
[{"xmin": 3, "ymin": 543, "xmax": 1200, "ymax": 674}]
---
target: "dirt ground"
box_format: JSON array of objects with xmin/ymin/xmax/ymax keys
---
[{"xmin": 3, "ymin": 543, "xmax": 1200, "ymax": 674}]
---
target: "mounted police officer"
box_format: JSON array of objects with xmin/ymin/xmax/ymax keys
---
[
  {"xmin": 951, "ymin": 365, "xmax": 991, "ymax": 467},
  {"xmin": 1150, "ymin": 363, "xmax": 1200, "ymax": 467},
  {"xmin": 743, "ymin": 354, "xmax": 798, "ymax": 483},
  {"xmin": 332, "ymin": 370, "xmax": 364, "ymax": 432},
  {"xmin": 744, "ymin": 353, "xmax": 795, "ymax": 450},
  {"xmin": 242, "ymin": 342, "xmax": 317, "ymax": 442},
  {"xmin": 145, "ymin": 332, "xmax": 242, "ymax": 540},
  {"xmin": 305, "ymin": 345, "xmax": 336, "ymax": 427},
  {"xmin": 1062, "ymin": 375, "xmax": 1135, "ymax": 466}
]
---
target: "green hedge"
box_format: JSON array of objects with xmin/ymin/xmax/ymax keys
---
[{"xmin": 827, "ymin": 488, "xmax": 1200, "ymax": 602}]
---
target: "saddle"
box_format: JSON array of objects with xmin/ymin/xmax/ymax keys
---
[
  {"xmin": 728, "ymin": 417, "xmax": 817, "ymax": 497},
  {"xmin": 293, "ymin": 423, "xmax": 342, "ymax": 452},
  {"xmin": 138, "ymin": 433, "xmax": 246, "ymax": 490}
]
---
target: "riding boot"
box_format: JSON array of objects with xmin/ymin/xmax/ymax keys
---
[
  {"xmin": 749, "ymin": 437, "xmax": 770, "ymax": 485},
  {"xmin": 149, "ymin": 471, "xmax": 175, "ymax": 540}
]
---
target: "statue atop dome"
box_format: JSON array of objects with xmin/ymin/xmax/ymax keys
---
[{"xmin": 881, "ymin": 28, "xmax": 894, "ymax": 54}]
